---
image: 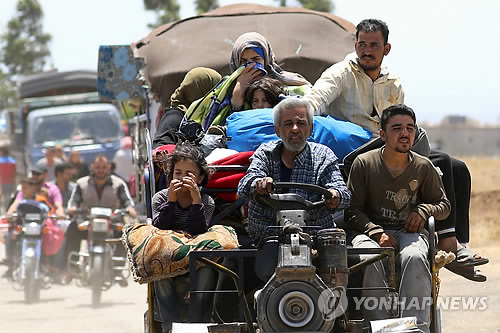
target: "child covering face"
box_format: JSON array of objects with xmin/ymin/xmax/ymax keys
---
[
  {"xmin": 151, "ymin": 142, "xmax": 215, "ymax": 234},
  {"xmin": 150, "ymin": 142, "xmax": 217, "ymax": 332}
]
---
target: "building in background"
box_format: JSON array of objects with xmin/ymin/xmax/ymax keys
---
[{"xmin": 424, "ymin": 116, "xmax": 500, "ymax": 156}]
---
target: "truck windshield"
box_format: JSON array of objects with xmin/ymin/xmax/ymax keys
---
[{"xmin": 31, "ymin": 110, "xmax": 122, "ymax": 147}]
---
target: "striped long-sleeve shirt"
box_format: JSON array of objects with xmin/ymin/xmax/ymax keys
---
[{"xmin": 152, "ymin": 189, "xmax": 215, "ymax": 235}]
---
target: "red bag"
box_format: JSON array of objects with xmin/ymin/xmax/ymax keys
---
[{"xmin": 42, "ymin": 219, "xmax": 64, "ymax": 256}]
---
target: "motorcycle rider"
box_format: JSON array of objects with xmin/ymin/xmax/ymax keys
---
[
  {"xmin": 2, "ymin": 178, "xmax": 39, "ymax": 278},
  {"xmin": 64, "ymin": 154, "xmax": 136, "ymax": 281},
  {"xmin": 2, "ymin": 177, "xmax": 60, "ymax": 279},
  {"xmin": 11, "ymin": 165, "xmax": 65, "ymax": 218},
  {"xmin": 2, "ymin": 165, "xmax": 66, "ymax": 277},
  {"xmin": 52, "ymin": 162, "xmax": 77, "ymax": 277},
  {"xmin": 55, "ymin": 162, "xmax": 76, "ymax": 207}
]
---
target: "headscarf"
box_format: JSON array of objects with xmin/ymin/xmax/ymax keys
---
[
  {"xmin": 229, "ymin": 32, "xmax": 310, "ymax": 86},
  {"xmin": 170, "ymin": 67, "xmax": 222, "ymax": 112}
]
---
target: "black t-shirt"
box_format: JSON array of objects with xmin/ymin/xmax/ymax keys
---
[{"xmin": 280, "ymin": 159, "xmax": 292, "ymax": 182}]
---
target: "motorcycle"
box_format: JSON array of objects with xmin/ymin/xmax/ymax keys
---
[
  {"xmin": 67, "ymin": 207, "xmax": 131, "ymax": 307},
  {"xmin": 4, "ymin": 200, "xmax": 66, "ymax": 304}
]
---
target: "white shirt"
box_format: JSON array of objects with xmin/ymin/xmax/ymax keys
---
[
  {"xmin": 303, "ymin": 52, "xmax": 404, "ymax": 135},
  {"xmin": 113, "ymin": 149, "xmax": 133, "ymax": 182}
]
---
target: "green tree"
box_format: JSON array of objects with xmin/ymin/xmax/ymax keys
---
[
  {"xmin": 0, "ymin": 0, "xmax": 52, "ymax": 77},
  {"xmin": 144, "ymin": 0, "xmax": 181, "ymax": 28},
  {"xmin": 195, "ymin": 0, "xmax": 219, "ymax": 15},
  {"xmin": 0, "ymin": 0, "xmax": 52, "ymax": 110},
  {"xmin": 0, "ymin": 71, "xmax": 16, "ymax": 111},
  {"xmin": 298, "ymin": 0, "xmax": 334, "ymax": 13},
  {"xmin": 275, "ymin": 0, "xmax": 335, "ymax": 13}
]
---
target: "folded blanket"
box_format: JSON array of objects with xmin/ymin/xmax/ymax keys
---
[{"xmin": 121, "ymin": 224, "xmax": 239, "ymax": 284}]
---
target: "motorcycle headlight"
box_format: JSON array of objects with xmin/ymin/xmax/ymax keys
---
[
  {"xmin": 25, "ymin": 213, "xmax": 41, "ymax": 221},
  {"xmin": 23, "ymin": 222, "xmax": 42, "ymax": 236},
  {"xmin": 92, "ymin": 219, "xmax": 109, "ymax": 233},
  {"xmin": 90, "ymin": 207, "xmax": 112, "ymax": 217}
]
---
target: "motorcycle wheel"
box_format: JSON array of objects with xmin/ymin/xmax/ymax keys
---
[
  {"xmin": 91, "ymin": 254, "xmax": 104, "ymax": 308},
  {"xmin": 24, "ymin": 258, "xmax": 40, "ymax": 304}
]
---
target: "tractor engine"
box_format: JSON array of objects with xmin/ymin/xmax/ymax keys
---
[{"xmin": 255, "ymin": 229, "xmax": 348, "ymax": 332}]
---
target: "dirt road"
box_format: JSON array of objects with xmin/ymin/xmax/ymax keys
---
[
  {"xmin": 438, "ymin": 243, "xmax": 500, "ymax": 333},
  {"xmin": 0, "ymin": 243, "xmax": 147, "ymax": 333},
  {"xmin": 1, "ymin": 157, "xmax": 498, "ymax": 333},
  {"xmin": 1, "ymin": 244, "xmax": 498, "ymax": 333}
]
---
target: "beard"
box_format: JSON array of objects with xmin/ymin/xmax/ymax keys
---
[
  {"xmin": 358, "ymin": 56, "xmax": 383, "ymax": 72},
  {"xmin": 395, "ymin": 139, "xmax": 412, "ymax": 154},
  {"xmin": 359, "ymin": 63, "xmax": 379, "ymax": 72},
  {"xmin": 283, "ymin": 137, "xmax": 307, "ymax": 152},
  {"xmin": 94, "ymin": 172, "xmax": 109, "ymax": 180},
  {"xmin": 395, "ymin": 146, "xmax": 411, "ymax": 154}
]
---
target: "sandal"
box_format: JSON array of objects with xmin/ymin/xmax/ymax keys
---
[
  {"xmin": 445, "ymin": 263, "xmax": 487, "ymax": 282},
  {"xmin": 454, "ymin": 247, "xmax": 489, "ymax": 266},
  {"xmin": 444, "ymin": 247, "xmax": 489, "ymax": 280}
]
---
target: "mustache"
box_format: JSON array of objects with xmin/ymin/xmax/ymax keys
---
[
  {"xmin": 288, "ymin": 133, "xmax": 303, "ymax": 140},
  {"xmin": 362, "ymin": 55, "xmax": 375, "ymax": 60}
]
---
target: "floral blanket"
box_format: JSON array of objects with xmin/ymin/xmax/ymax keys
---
[{"xmin": 121, "ymin": 224, "xmax": 239, "ymax": 284}]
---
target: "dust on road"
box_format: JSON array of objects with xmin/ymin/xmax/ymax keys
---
[{"xmin": 0, "ymin": 243, "xmax": 147, "ymax": 333}]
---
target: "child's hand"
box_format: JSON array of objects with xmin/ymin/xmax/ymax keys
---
[
  {"xmin": 168, "ymin": 179, "xmax": 183, "ymax": 202},
  {"xmin": 182, "ymin": 172, "xmax": 202, "ymax": 204}
]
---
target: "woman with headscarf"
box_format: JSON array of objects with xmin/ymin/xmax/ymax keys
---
[
  {"xmin": 153, "ymin": 67, "xmax": 222, "ymax": 148},
  {"xmin": 187, "ymin": 32, "xmax": 311, "ymax": 130},
  {"xmin": 228, "ymin": 32, "xmax": 309, "ymax": 108}
]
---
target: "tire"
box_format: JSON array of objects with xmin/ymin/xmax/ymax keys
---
[
  {"xmin": 91, "ymin": 254, "xmax": 104, "ymax": 307},
  {"xmin": 23, "ymin": 257, "xmax": 40, "ymax": 304}
]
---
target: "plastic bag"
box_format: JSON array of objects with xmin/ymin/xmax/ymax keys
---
[
  {"xmin": 42, "ymin": 219, "xmax": 64, "ymax": 256},
  {"xmin": 199, "ymin": 134, "xmax": 227, "ymax": 157}
]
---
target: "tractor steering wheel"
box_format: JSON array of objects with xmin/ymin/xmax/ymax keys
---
[{"xmin": 255, "ymin": 181, "xmax": 333, "ymax": 212}]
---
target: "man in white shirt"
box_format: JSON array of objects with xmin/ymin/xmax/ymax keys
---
[{"xmin": 302, "ymin": 18, "xmax": 487, "ymax": 282}]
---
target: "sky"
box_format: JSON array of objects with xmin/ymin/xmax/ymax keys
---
[{"xmin": 1, "ymin": 0, "xmax": 499, "ymax": 125}]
